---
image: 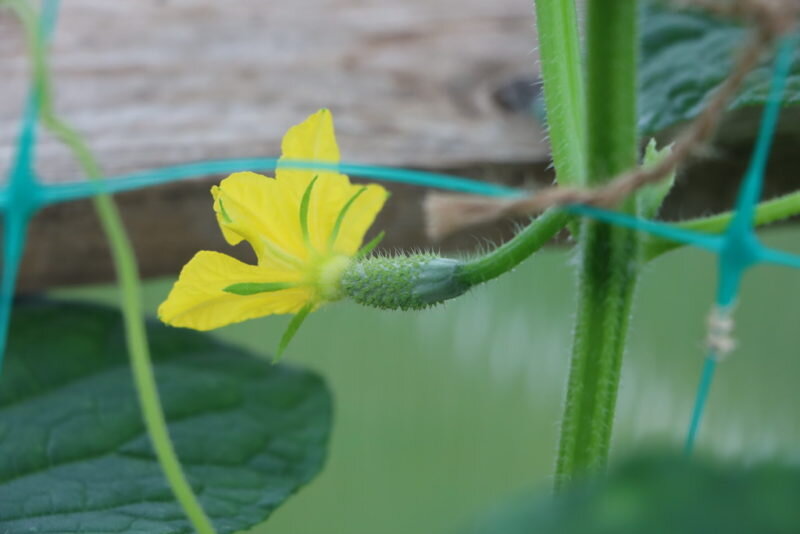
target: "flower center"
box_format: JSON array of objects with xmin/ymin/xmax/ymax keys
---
[{"xmin": 314, "ymin": 254, "xmax": 352, "ymax": 301}]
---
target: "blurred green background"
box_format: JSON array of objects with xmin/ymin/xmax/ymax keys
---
[{"xmin": 55, "ymin": 227, "xmax": 800, "ymax": 534}]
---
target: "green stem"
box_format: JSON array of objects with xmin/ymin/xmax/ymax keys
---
[
  {"xmin": 554, "ymin": 0, "xmax": 639, "ymax": 490},
  {"xmin": 533, "ymin": 0, "xmax": 586, "ymax": 187},
  {"xmin": 457, "ymin": 209, "xmax": 572, "ymax": 285},
  {"xmin": 644, "ymin": 190, "xmax": 800, "ymax": 260},
  {"xmin": 9, "ymin": 3, "xmax": 217, "ymax": 532},
  {"xmin": 457, "ymin": 0, "xmax": 587, "ymax": 289},
  {"xmin": 456, "ymin": 0, "xmax": 587, "ymax": 286}
]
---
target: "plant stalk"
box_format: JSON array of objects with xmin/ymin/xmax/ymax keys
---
[
  {"xmin": 554, "ymin": 0, "xmax": 639, "ymax": 490},
  {"xmin": 644, "ymin": 190, "xmax": 800, "ymax": 260},
  {"xmin": 533, "ymin": 0, "xmax": 586, "ymax": 187},
  {"xmin": 458, "ymin": 0, "xmax": 588, "ymax": 291},
  {"xmin": 8, "ymin": 2, "xmax": 217, "ymax": 532},
  {"xmin": 458, "ymin": 209, "xmax": 571, "ymax": 285}
]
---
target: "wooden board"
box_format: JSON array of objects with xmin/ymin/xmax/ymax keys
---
[
  {"xmin": 0, "ymin": 0, "xmax": 552, "ymax": 290},
  {"xmin": 1, "ymin": 0, "xmax": 550, "ymax": 177},
  {"xmin": 4, "ymin": 1, "xmax": 798, "ymax": 292}
]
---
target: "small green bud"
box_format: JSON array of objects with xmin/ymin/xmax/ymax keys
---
[{"xmin": 341, "ymin": 254, "xmax": 469, "ymax": 310}]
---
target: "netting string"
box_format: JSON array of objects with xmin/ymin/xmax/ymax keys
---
[
  {"xmin": 0, "ymin": 0, "xmax": 59, "ymax": 369},
  {"xmin": 684, "ymin": 33, "xmax": 800, "ymax": 455},
  {"xmin": 32, "ymin": 159, "xmax": 521, "ymax": 206}
]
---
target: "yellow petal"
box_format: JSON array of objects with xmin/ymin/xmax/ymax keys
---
[
  {"xmin": 330, "ymin": 183, "xmax": 389, "ymax": 255},
  {"xmin": 280, "ymin": 108, "xmax": 340, "ymax": 177},
  {"xmin": 213, "ymin": 111, "xmax": 388, "ymax": 265},
  {"xmin": 212, "ymin": 172, "xmax": 307, "ymax": 268},
  {"xmin": 158, "ymin": 251, "xmax": 312, "ymax": 331},
  {"xmin": 277, "ymin": 110, "xmax": 388, "ymax": 252},
  {"xmin": 277, "ymin": 109, "xmax": 352, "ymax": 236},
  {"xmin": 268, "ymin": 172, "xmax": 388, "ymax": 254}
]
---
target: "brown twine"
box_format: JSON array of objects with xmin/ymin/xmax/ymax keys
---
[
  {"xmin": 425, "ymin": 0, "xmax": 799, "ymax": 241},
  {"xmin": 706, "ymin": 306, "xmax": 737, "ymax": 357}
]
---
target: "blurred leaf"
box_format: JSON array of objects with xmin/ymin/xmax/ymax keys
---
[
  {"xmin": 532, "ymin": 4, "xmax": 800, "ymax": 135},
  {"xmin": 463, "ymin": 454, "xmax": 800, "ymax": 534},
  {"xmin": 639, "ymin": 2, "xmax": 800, "ymax": 134},
  {"xmin": 0, "ymin": 299, "xmax": 332, "ymax": 533}
]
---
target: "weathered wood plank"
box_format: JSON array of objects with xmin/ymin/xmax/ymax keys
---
[
  {"xmin": 1, "ymin": 0, "xmax": 551, "ymax": 290},
  {"xmin": 1, "ymin": 0, "xmax": 548, "ymax": 179},
  {"xmin": 6, "ymin": 1, "xmax": 796, "ymax": 293}
]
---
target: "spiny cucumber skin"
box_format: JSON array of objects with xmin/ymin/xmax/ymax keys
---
[{"xmin": 341, "ymin": 255, "xmax": 469, "ymax": 311}]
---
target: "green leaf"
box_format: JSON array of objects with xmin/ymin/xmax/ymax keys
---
[
  {"xmin": 299, "ymin": 175, "xmax": 319, "ymax": 246},
  {"xmin": 0, "ymin": 299, "xmax": 332, "ymax": 533},
  {"xmin": 635, "ymin": 138, "xmax": 675, "ymax": 219},
  {"xmin": 217, "ymin": 198, "xmax": 233, "ymax": 223},
  {"xmin": 328, "ymin": 186, "xmax": 367, "ymax": 250},
  {"xmin": 464, "ymin": 453, "xmax": 800, "ymax": 534},
  {"xmin": 355, "ymin": 230, "xmax": 385, "ymax": 259},
  {"xmin": 639, "ymin": 2, "xmax": 800, "ymax": 134},
  {"xmin": 223, "ymin": 281, "xmax": 299, "ymax": 295},
  {"xmin": 276, "ymin": 303, "xmax": 314, "ymax": 361}
]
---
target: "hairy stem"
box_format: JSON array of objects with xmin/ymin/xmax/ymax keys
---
[
  {"xmin": 533, "ymin": 0, "xmax": 586, "ymax": 187},
  {"xmin": 457, "ymin": 209, "xmax": 572, "ymax": 285},
  {"xmin": 457, "ymin": 0, "xmax": 587, "ymax": 294},
  {"xmin": 8, "ymin": 2, "xmax": 217, "ymax": 532},
  {"xmin": 554, "ymin": 0, "xmax": 639, "ymax": 490}
]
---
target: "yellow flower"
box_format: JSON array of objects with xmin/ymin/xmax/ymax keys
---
[{"xmin": 158, "ymin": 109, "xmax": 389, "ymax": 346}]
